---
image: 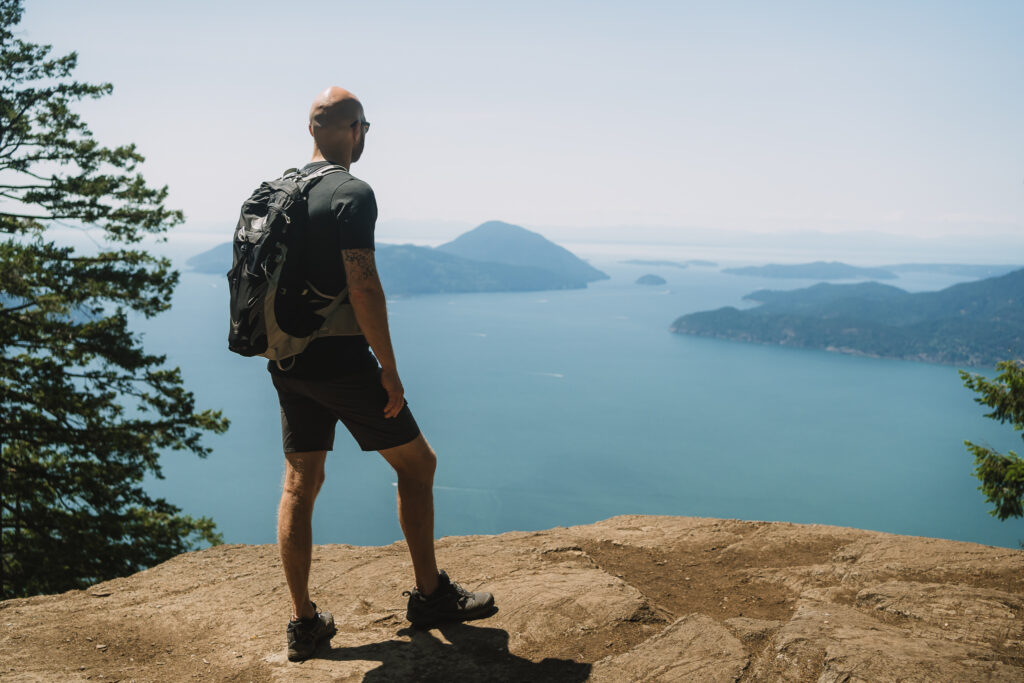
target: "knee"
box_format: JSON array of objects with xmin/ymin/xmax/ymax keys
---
[
  {"xmin": 283, "ymin": 469, "xmax": 325, "ymax": 503},
  {"xmin": 422, "ymin": 447, "xmax": 437, "ymax": 480},
  {"xmin": 396, "ymin": 443, "xmax": 436, "ymax": 483}
]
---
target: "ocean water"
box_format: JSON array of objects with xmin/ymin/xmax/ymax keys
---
[{"xmin": 139, "ymin": 256, "xmax": 1023, "ymax": 550}]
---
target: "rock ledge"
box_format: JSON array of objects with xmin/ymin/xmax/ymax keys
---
[{"xmin": 2, "ymin": 515, "xmax": 1022, "ymax": 682}]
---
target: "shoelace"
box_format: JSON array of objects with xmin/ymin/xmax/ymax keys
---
[
  {"xmin": 450, "ymin": 581, "xmax": 474, "ymax": 600},
  {"xmin": 402, "ymin": 581, "xmax": 473, "ymax": 603}
]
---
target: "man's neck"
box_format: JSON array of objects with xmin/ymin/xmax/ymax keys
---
[{"xmin": 310, "ymin": 148, "xmax": 352, "ymax": 169}]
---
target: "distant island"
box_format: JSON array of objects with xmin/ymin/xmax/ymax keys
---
[
  {"xmin": 636, "ymin": 274, "xmax": 666, "ymax": 286},
  {"xmin": 883, "ymin": 263, "xmax": 1021, "ymax": 278},
  {"xmin": 375, "ymin": 243, "xmax": 579, "ymax": 294},
  {"xmin": 722, "ymin": 261, "xmax": 898, "ymax": 280},
  {"xmin": 621, "ymin": 259, "xmax": 718, "ymax": 268},
  {"xmin": 622, "ymin": 259, "xmax": 687, "ymax": 269},
  {"xmin": 670, "ymin": 268, "xmax": 1024, "ymax": 366},
  {"xmin": 720, "ymin": 261, "xmax": 1022, "ymax": 282},
  {"xmin": 187, "ymin": 220, "xmax": 608, "ymax": 296},
  {"xmin": 435, "ymin": 221, "xmax": 608, "ymax": 286}
]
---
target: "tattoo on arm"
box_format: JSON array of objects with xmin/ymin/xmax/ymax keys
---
[{"xmin": 342, "ymin": 249, "xmax": 379, "ymax": 284}]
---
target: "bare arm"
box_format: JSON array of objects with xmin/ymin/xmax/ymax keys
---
[{"xmin": 342, "ymin": 248, "xmax": 403, "ymax": 417}]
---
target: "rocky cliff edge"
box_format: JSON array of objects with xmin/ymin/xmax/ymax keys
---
[{"xmin": 1, "ymin": 515, "xmax": 1022, "ymax": 682}]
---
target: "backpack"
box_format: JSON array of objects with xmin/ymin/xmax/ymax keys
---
[{"xmin": 227, "ymin": 164, "xmax": 362, "ymax": 363}]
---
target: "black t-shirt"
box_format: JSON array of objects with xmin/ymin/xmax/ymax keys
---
[{"xmin": 267, "ymin": 162, "xmax": 379, "ymax": 378}]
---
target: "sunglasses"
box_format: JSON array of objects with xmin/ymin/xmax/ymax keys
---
[{"xmin": 351, "ymin": 119, "xmax": 371, "ymax": 134}]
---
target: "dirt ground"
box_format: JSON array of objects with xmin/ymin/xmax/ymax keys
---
[{"xmin": 1, "ymin": 515, "xmax": 1022, "ymax": 682}]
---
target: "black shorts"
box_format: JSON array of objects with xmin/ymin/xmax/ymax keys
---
[{"xmin": 270, "ymin": 367, "xmax": 421, "ymax": 452}]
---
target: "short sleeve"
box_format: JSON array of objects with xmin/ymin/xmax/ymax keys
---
[{"xmin": 332, "ymin": 178, "xmax": 377, "ymax": 250}]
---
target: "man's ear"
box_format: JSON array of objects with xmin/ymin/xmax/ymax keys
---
[{"xmin": 308, "ymin": 124, "xmax": 314, "ymax": 137}]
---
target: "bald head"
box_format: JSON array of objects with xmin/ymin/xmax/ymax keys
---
[
  {"xmin": 308, "ymin": 86, "xmax": 367, "ymax": 166},
  {"xmin": 309, "ymin": 86, "xmax": 363, "ymax": 131}
]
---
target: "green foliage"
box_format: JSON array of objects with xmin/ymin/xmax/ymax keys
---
[
  {"xmin": 959, "ymin": 361, "xmax": 1024, "ymax": 521},
  {"xmin": 1, "ymin": 0, "xmax": 228, "ymax": 599}
]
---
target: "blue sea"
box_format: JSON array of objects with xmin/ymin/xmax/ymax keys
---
[{"xmin": 139, "ymin": 249, "xmax": 1023, "ymax": 550}]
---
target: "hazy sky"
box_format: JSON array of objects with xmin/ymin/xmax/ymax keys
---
[{"xmin": 18, "ymin": 1, "xmax": 1024, "ymax": 245}]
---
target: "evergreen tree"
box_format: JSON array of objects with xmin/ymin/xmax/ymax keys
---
[
  {"xmin": 960, "ymin": 360, "xmax": 1024, "ymax": 521},
  {"xmin": 1, "ymin": 0, "xmax": 228, "ymax": 599}
]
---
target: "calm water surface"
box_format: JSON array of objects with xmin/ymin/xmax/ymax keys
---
[{"xmin": 139, "ymin": 255, "xmax": 1023, "ymax": 549}]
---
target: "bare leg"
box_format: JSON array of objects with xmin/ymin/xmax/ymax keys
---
[
  {"xmin": 278, "ymin": 450, "xmax": 327, "ymax": 621},
  {"xmin": 379, "ymin": 434, "xmax": 440, "ymax": 596}
]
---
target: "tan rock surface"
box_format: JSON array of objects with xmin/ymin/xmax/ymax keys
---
[
  {"xmin": 590, "ymin": 614, "xmax": 748, "ymax": 682},
  {"xmin": 1, "ymin": 515, "xmax": 1021, "ymax": 682}
]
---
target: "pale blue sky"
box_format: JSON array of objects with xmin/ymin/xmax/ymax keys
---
[{"xmin": 18, "ymin": 1, "xmax": 1024, "ymax": 247}]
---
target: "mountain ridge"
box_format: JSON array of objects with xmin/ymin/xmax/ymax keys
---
[
  {"xmin": 187, "ymin": 220, "xmax": 607, "ymax": 295},
  {"xmin": 436, "ymin": 220, "xmax": 608, "ymax": 286}
]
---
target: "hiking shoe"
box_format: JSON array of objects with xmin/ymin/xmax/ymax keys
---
[
  {"xmin": 286, "ymin": 602, "xmax": 337, "ymax": 662},
  {"xmin": 403, "ymin": 570, "xmax": 496, "ymax": 628}
]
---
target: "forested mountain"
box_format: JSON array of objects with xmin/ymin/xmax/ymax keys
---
[
  {"xmin": 436, "ymin": 221, "xmax": 608, "ymax": 285},
  {"xmin": 187, "ymin": 221, "xmax": 607, "ymax": 295},
  {"xmin": 671, "ymin": 269, "xmax": 1024, "ymax": 366}
]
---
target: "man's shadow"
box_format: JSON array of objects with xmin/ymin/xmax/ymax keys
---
[{"xmin": 322, "ymin": 618, "xmax": 592, "ymax": 683}]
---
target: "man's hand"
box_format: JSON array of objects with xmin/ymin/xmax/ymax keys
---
[{"xmin": 381, "ymin": 366, "xmax": 405, "ymax": 418}]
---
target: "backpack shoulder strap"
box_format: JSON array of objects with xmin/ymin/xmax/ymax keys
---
[
  {"xmin": 302, "ymin": 163, "xmax": 348, "ymax": 180},
  {"xmin": 295, "ymin": 163, "xmax": 348, "ymax": 194}
]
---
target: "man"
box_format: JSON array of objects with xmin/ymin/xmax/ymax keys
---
[{"xmin": 271, "ymin": 86, "xmax": 495, "ymax": 662}]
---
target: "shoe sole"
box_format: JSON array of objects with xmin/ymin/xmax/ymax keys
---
[
  {"xmin": 407, "ymin": 604, "xmax": 499, "ymax": 629},
  {"xmin": 287, "ymin": 624, "xmax": 338, "ymax": 662}
]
